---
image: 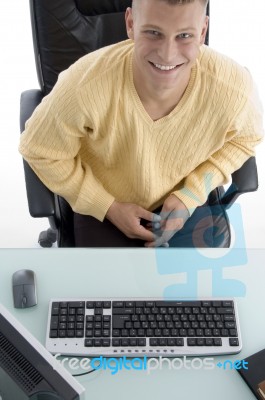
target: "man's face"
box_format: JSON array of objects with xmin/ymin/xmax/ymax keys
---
[{"xmin": 125, "ymin": 0, "xmax": 209, "ymax": 93}]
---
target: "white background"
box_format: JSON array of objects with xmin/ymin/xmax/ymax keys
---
[{"xmin": 0, "ymin": 0, "xmax": 264, "ymax": 248}]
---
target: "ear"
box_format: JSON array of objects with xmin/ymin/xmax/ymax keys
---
[
  {"xmin": 125, "ymin": 7, "xmax": 134, "ymax": 40},
  {"xmin": 199, "ymin": 15, "xmax": 209, "ymax": 45}
]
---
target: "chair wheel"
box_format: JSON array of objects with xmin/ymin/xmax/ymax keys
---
[{"xmin": 38, "ymin": 228, "xmax": 57, "ymax": 248}]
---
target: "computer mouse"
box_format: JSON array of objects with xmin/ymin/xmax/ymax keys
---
[{"xmin": 12, "ymin": 269, "xmax": 37, "ymax": 309}]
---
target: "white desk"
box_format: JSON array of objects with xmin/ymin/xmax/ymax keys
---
[{"xmin": 0, "ymin": 248, "xmax": 265, "ymax": 400}]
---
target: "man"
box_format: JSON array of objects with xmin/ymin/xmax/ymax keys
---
[{"xmin": 19, "ymin": 0, "xmax": 263, "ymax": 247}]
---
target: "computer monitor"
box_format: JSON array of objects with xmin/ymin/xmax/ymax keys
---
[{"xmin": 0, "ymin": 304, "xmax": 85, "ymax": 400}]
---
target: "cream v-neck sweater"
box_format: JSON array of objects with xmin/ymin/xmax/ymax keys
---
[{"xmin": 19, "ymin": 40, "xmax": 263, "ymax": 221}]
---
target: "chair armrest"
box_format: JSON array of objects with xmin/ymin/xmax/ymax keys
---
[
  {"xmin": 20, "ymin": 89, "xmax": 56, "ymax": 218},
  {"xmin": 20, "ymin": 89, "xmax": 44, "ymax": 131},
  {"xmin": 221, "ymin": 157, "xmax": 258, "ymax": 209}
]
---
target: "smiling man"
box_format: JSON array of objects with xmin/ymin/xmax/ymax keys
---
[
  {"xmin": 19, "ymin": 0, "xmax": 263, "ymax": 247},
  {"xmin": 127, "ymin": 0, "xmax": 208, "ymax": 118}
]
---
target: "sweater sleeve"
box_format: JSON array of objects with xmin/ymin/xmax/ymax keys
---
[
  {"xmin": 173, "ymin": 81, "xmax": 264, "ymax": 215},
  {"xmin": 19, "ymin": 70, "xmax": 115, "ymax": 221}
]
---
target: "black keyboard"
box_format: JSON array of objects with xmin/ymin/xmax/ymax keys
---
[{"xmin": 46, "ymin": 297, "xmax": 242, "ymax": 357}]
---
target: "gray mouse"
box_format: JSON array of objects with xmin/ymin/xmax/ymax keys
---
[{"xmin": 12, "ymin": 269, "xmax": 37, "ymax": 308}]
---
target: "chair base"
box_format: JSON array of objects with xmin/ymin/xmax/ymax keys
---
[{"xmin": 38, "ymin": 228, "xmax": 57, "ymax": 248}]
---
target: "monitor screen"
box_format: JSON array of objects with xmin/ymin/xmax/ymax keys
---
[{"xmin": 0, "ymin": 304, "xmax": 85, "ymax": 400}]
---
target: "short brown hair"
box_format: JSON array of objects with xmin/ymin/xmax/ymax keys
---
[{"xmin": 132, "ymin": 0, "xmax": 209, "ymax": 9}]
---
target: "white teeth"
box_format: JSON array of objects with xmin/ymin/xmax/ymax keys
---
[{"xmin": 153, "ymin": 63, "xmax": 176, "ymax": 71}]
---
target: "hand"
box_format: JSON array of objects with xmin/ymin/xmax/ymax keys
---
[
  {"xmin": 145, "ymin": 195, "xmax": 190, "ymax": 247},
  {"xmin": 106, "ymin": 201, "xmax": 161, "ymax": 242}
]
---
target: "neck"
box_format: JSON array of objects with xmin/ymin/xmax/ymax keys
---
[{"xmin": 132, "ymin": 64, "xmax": 192, "ymax": 120}]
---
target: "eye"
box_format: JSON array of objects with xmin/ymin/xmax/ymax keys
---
[
  {"xmin": 146, "ymin": 30, "xmax": 161, "ymax": 37},
  {"xmin": 178, "ymin": 33, "xmax": 192, "ymax": 39}
]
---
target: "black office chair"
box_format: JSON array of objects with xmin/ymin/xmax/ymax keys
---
[{"xmin": 20, "ymin": 0, "xmax": 259, "ymax": 248}]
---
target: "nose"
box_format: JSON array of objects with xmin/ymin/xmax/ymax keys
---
[{"xmin": 157, "ymin": 39, "xmax": 178, "ymax": 64}]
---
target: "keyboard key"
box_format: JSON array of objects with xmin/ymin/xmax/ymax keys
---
[
  {"xmin": 176, "ymin": 339, "xmax": 184, "ymax": 346},
  {"xmin": 150, "ymin": 338, "xmax": 158, "ymax": 346},
  {"xmin": 50, "ymin": 316, "xmax": 59, "ymax": 329},
  {"xmin": 69, "ymin": 302, "xmax": 85, "ymax": 308},
  {"xmin": 224, "ymin": 315, "xmax": 235, "ymax": 321},
  {"xmin": 145, "ymin": 302, "xmax": 154, "ymax": 307},
  {"xmin": 158, "ymin": 338, "xmax": 167, "ymax": 346},
  {"xmin": 51, "ymin": 302, "xmax": 59, "ymax": 314},
  {"xmin": 217, "ymin": 308, "xmax": 234, "ymax": 315},
  {"xmin": 225, "ymin": 322, "xmax": 236, "ymax": 329},
  {"xmin": 113, "ymin": 302, "xmax": 124, "ymax": 307},
  {"xmin": 112, "ymin": 315, "xmax": 130, "ymax": 329},
  {"xmin": 135, "ymin": 301, "xmax": 145, "ymax": 307},
  {"xmin": 222, "ymin": 301, "xmax": 233, "ymax": 307},
  {"xmin": 229, "ymin": 338, "xmax": 239, "ymax": 346},
  {"xmin": 214, "ymin": 338, "xmax": 222, "ymax": 346},
  {"xmin": 202, "ymin": 301, "xmax": 211, "ymax": 307},
  {"xmin": 212, "ymin": 301, "xmax": 221, "ymax": 307}
]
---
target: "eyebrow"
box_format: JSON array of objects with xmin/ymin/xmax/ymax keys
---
[{"xmin": 142, "ymin": 24, "xmax": 196, "ymax": 32}]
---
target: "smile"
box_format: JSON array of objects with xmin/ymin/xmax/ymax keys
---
[{"xmin": 149, "ymin": 61, "xmax": 184, "ymax": 71}]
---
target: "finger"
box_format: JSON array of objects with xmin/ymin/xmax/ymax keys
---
[
  {"xmin": 139, "ymin": 208, "xmax": 161, "ymax": 223},
  {"xmin": 146, "ymin": 221, "xmax": 161, "ymax": 230},
  {"xmin": 145, "ymin": 229, "xmax": 174, "ymax": 247},
  {"xmin": 136, "ymin": 225, "xmax": 159, "ymax": 242}
]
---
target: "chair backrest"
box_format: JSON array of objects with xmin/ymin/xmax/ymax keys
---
[{"xmin": 29, "ymin": 0, "xmax": 210, "ymax": 95}]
